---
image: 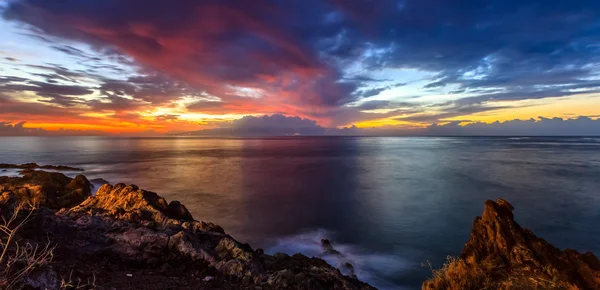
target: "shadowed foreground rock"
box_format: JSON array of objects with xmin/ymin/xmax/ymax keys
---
[
  {"xmin": 422, "ymin": 198, "xmax": 600, "ymax": 290},
  {"xmin": 0, "ymin": 170, "xmax": 374, "ymax": 290}
]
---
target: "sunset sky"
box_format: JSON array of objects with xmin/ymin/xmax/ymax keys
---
[{"xmin": 1, "ymin": 0, "xmax": 600, "ymax": 135}]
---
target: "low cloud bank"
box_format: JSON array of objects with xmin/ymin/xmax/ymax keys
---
[
  {"xmin": 424, "ymin": 117, "xmax": 600, "ymax": 136},
  {"xmin": 3, "ymin": 115, "xmax": 600, "ymax": 137},
  {"xmin": 183, "ymin": 115, "xmax": 600, "ymax": 136},
  {"xmin": 183, "ymin": 114, "xmax": 326, "ymax": 136}
]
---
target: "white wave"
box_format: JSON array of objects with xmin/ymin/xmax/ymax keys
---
[{"xmin": 265, "ymin": 228, "xmax": 410, "ymax": 290}]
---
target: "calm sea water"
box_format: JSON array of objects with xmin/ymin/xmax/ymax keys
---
[{"xmin": 1, "ymin": 136, "xmax": 600, "ymax": 289}]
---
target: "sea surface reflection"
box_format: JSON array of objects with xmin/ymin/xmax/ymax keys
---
[{"xmin": 1, "ymin": 136, "xmax": 600, "ymax": 289}]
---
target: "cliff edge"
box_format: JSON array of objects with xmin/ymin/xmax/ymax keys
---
[{"xmin": 422, "ymin": 198, "xmax": 600, "ymax": 290}]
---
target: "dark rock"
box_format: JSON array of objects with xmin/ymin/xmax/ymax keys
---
[
  {"xmin": 0, "ymin": 163, "xmax": 83, "ymax": 171},
  {"xmin": 23, "ymin": 265, "xmax": 60, "ymax": 290},
  {"xmin": 423, "ymin": 198, "xmax": 600, "ymax": 289},
  {"xmin": 90, "ymin": 178, "xmax": 110, "ymax": 188},
  {"xmin": 321, "ymin": 238, "xmax": 343, "ymax": 256},
  {"xmin": 1, "ymin": 172, "xmax": 375, "ymax": 290},
  {"xmin": 274, "ymin": 252, "xmax": 290, "ymax": 260},
  {"xmin": 215, "ymin": 237, "xmax": 253, "ymax": 262},
  {"xmin": 342, "ymin": 262, "xmax": 356, "ymax": 277},
  {"xmin": 166, "ymin": 200, "xmax": 194, "ymax": 221},
  {"xmin": 0, "ymin": 170, "xmax": 91, "ymax": 209}
]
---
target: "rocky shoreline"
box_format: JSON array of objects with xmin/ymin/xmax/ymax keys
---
[
  {"xmin": 1, "ymin": 164, "xmax": 599, "ymax": 289},
  {"xmin": 0, "ymin": 167, "xmax": 374, "ymax": 290}
]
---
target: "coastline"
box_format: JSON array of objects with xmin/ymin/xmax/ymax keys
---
[
  {"xmin": 1, "ymin": 164, "xmax": 599, "ymax": 289},
  {"xmin": 0, "ymin": 166, "xmax": 375, "ymax": 290}
]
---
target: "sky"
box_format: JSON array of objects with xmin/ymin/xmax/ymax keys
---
[{"xmin": 1, "ymin": 0, "xmax": 600, "ymax": 136}]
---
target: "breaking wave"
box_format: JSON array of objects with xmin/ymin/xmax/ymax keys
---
[{"xmin": 265, "ymin": 228, "xmax": 410, "ymax": 290}]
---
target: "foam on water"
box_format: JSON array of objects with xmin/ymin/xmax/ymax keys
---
[{"xmin": 265, "ymin": 228, "xmax": 410, "ymax": 290}]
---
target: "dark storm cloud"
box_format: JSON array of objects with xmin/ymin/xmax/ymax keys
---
[{"xmin": 3, "ymin": 0, "xmax": 600, "ymax": 125}]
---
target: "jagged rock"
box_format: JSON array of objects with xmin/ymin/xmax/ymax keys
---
[
  {"xmin": 215, "ymin": 259, "xmax": 247, "ymax": 277},
  {"xmin": 168, "ymin": 231, "xmax": 216, "ymax": 263},
  {"xmin": 68, "ymin": 183, "xmax": 194, "ymax": 224},
  {"xmin": 215, "ymin": 237, "xmax": 254, "ymax": 262},
  {"xmin": 423, "ymin": 198, "xmax": 600, "ymax": 290},
  {"xmin": 166, "ymin": 200, "xmax": 194, "ymax": 221},
  {"xmin": 108, "ymin": 227, "xmax": 170, "ymax": 263},
  {"xmin": 267, "ymin": 269, "xmax": 295, "ymax": 287},
  {"xmin": 321, "ymin": 238, "xmax": 343, "ymax": 256},
  {"xmin": 1, "ymin": 171, "xmax": 375, "ymax": 290},
  {"xmin": 0, "ymin": 170, "xmax": 91, "ymax": 209}
]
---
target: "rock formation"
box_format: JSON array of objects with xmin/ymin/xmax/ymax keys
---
[
  {"xmin": 4, "ymin": 168, "xmax": 599, "ymax": 290},
  {"xmin": 0, "ymin": 169, "xmax": 91, "ymax": 209},
  {"xmin": 0, "ymin": 163, "xmax": 83, "ymax": 171},
  {"xmin": 422, "ymin": 198, "xmax": 600, "ymax": 290},
  {"xmin": 0, "ymin": 170, "xmax": 374, "ymax": 290}
]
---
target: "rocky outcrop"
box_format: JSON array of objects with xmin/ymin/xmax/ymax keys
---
[
  {"xmin": 66, "ymin": 183, "xmax": 196, "ymax": 224},
  {"xmin": 0, "ymin": 162, "xmax": 83, "ymax": 171},
  {"xmin": 0, "ymin": 170, "xmax": 374, "ymax": 290},
  {"xmin": 0, "ymin": 170, "xmax": 91, "ymax": 209},
  {"xmin": 423, "ymin": 198, "xmax": 600, "ymax": 290}
]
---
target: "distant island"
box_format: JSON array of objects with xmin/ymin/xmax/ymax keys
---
[{"xmin": 1, "ymin": 164, "xmax": 599, "ymax": 289}]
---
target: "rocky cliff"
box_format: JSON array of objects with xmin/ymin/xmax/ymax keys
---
[
  {"xmin": 422, "ymin": 198, "xmax": 600, "ymax": 290},
  {"xmin": 0, "ymin": 169, "xmax": 374, "ymax": 290}
]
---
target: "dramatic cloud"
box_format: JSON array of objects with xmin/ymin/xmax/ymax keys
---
[
  {"xmin": 1, "ymin": 0, "xmax": 600, "ymax": 133},
  {"xmin": 5, "ymin": 114, "xmax": 600, "ymax": 137}
]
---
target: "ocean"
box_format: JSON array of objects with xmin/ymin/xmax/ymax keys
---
[{"xmin": 1, "ymin": 136, "xmax": 600, "ymax": 289}]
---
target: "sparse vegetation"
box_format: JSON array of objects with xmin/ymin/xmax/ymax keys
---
[
  {"xmin": 422, "ymin": 256, "xmax": 492, "ymax": 290},
  {"xmin": 60, "ymin": 269, "xmax": 97, "ymax": 289},
  {"xmin": 0, "ymin": 203, "xmax": 57, "ymax": 289}
]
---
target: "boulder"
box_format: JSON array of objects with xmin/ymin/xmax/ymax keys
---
[
  {"xmin": 68, "ymin": 183, "xmax": 194, "ymax": 224},
  {"xmin": 0, "ymin": 170, "xmax": 91, "ymax": 209}
]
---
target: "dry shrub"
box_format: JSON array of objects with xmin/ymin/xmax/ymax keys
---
[
  {"xmin": 60, "ymin": 269, "xmax": 97, "ymax": 289},
  {"xmin": 0, "ymin": 203, "xmax": 57, "ymax": 289}
]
